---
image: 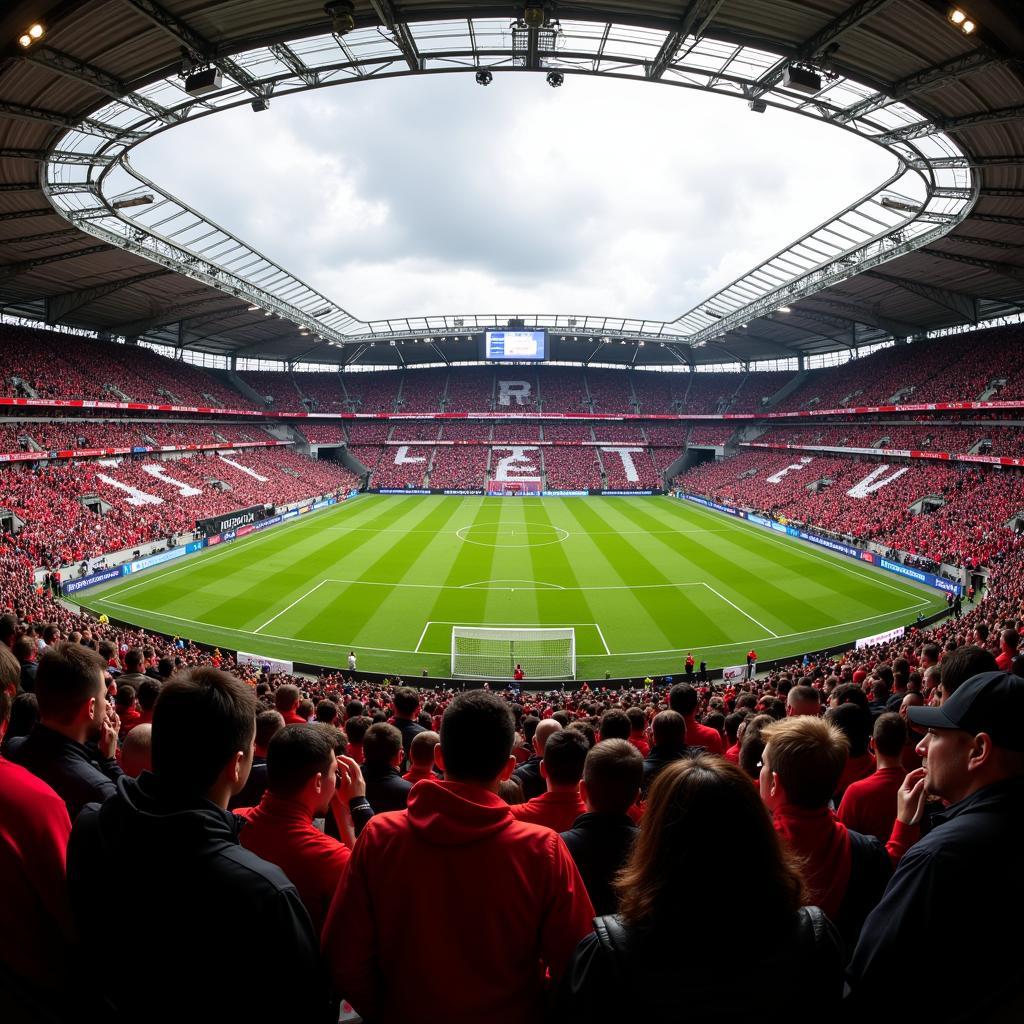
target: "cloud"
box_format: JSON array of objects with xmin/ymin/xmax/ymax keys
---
[{"xmin": 133, "ymin": 74, "xmax": 893, "ymax": 324}]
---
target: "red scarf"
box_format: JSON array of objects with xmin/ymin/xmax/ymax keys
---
[{"xmin": 773, "ymin": 803, "xmax": 852, "ymax": 921}]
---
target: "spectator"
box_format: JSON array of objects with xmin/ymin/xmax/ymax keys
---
[
  {"xmin": 1, "ymin": 691, "xmax": 39, "ymax": 757},
  {"xmin": 760, "ymin": 716, "xmax": 921, "ymax": 946},
  {"xmin": 402, "ymin": 729, "xmax": 440, "ymax": 785},
  {"xmin": 786, "ymin": 684, "xmax": 820, "ymax": 717},
  {"xmin": 343, "ymin": 714, "xmax": 371, "ymax": 764},
  {"xmin": 10, "ymin": 643, "xmax": 123, "ymax": 819},
  {"xmin": 391, "ymin": 685, "xmax": 426, "ymax": 756},
  {"xmin": 114, "ymin": 683, "xmax": 141, "ymax": 738},
  {"xmin": 275, "ymin": 683, "xmax": 305, "ymax": 724},
  {"xmin": 13, "ymin": 635, "xmax": 37, "ymax": 692},
  {"xmin": 362, "ymin": 722, "xmax": 413, "ymax": 812},
  {"xmin": 512, "ymin": 717, "xmax": 562, "ymax": 800},
  {"xmin": 237, "ymin": 724, "xmax": 355, "ymax": 932},
  {"xmin": 0, "ymin": 648, "xmax": 74, "ymax": 1003},
  {"xmin": 119, "ymin": 723, "xmax": 152, "ymax": 778},
  {"xmin": 598, "ymin": 708, "xmax": 631, "ymax": 742},
  {"xmin": 939, "ymin": 645, "xmax": 998, "ymax": 703},
  {"xmin": 322, "ymin": 690, "xmax": 594, "ymax": 1024},
  {"xmin": 510, "ymin": 729, "xmax": 588, "ymax": 832},
  {"xmin": 847, "ymin": 672, "xmax": 1024, "ymax": 1017},
  {"xmin": 560, "ymin": 739, "xmax": 641, "ymax": 915},
  {"xmin": 669, "ymin": 682, "xmax": 725, "ymax": 753},
  {"xmin": 136, "ymin": 677, "xmax": 161, "ymax": 725},
  {"xmin": 561, "ymin": 756, "xmax": 844, "ymax": 1021},
  {"xmin": 65, "ymin": 667, "xmax": 329, "ymax": 1024},
  {"xmin": 626, "ymin": 706, "xmax": 650, "ymax": 756},
  {"xmin": 229, "ymin": 709, "xmax": 283, "ymax": 811},
  {"xmin": 642, "ymin": 710, "xmax": 694, "ymax": 793},
  {"xmin": 827, "ymin": 701, "xmax": 875, "ymax": 802},
  {"xmin": 996, "ymin": 629, "xmax": 1019, "ymax": 672},
  {"xmin": 837, "ymin": 713, "xmax": 908, "ymax": 842},
  {"xmin": 116, "ymin": 647, "xmax": 149, "ymax": 690}
]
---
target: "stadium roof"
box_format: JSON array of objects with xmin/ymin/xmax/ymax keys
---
[{"xmin": 0, "ymin": 0, "xmax": 1022, "ymax": 369}]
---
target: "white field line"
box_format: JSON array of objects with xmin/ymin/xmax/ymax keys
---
[
  {"xmin": 93, "ymin": 600, "xmax": 929, "ymax": 660},
  {"xmin": 254, "ymin": 580, "xmax": 329, "ymax": 634},
  {"xmin": 321, "ymin": 578, "xmax": 705, "ymax": 593},
  {"xmin": 415, "ymin": 621, "xmax": 433, "ymax": 653},
  {"xmin": 459, "ymin": 579, "xmax": 566, "ymax": 590},
  {"xmin": 661, "ymin": 495, "xmax": 930, "ymax": 602},
  {"xmin": 702, "ymin": 583, "xmax": 779, "ymax": 639},
  {"xmin": 594, "ymin": 622, "xmax": 611, "ymax": 655}
]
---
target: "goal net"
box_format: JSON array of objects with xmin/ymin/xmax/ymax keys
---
[{"xmin": 451, "ymin": 626, "xmax": 576, "ymax": 680}]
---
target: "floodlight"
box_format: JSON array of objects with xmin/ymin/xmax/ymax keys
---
[
  {"xmin": 961, "ymin": 19, "xmax": 975, "ymax": 33},
  {"xmin": 184, "ymin": 67, "xmax": 223, "ymax": 96},
  {"xmin": 748, "ymin": 98, "xmax": 767, "ymax": 113},
  {"xmin": 18, "ymin": 34, "xmax": 32, "ymax": 48},
  {"xmin": 779, "ymin": 306, "xmax": 792, "ymax": 313},
  {"xmin": 325, "ymin": 1, "xmax": 355, "ymax": 35},
  {"xmin": 247, "ymin": 305, "xmax": 260, "ymax": 311},
  {"xmin": 948, "ymin": 8, "xmax": 966, "ymax": 24},
  {"xmin": 546, "ymin": 71, "xmax": 564, "ymax": 88},
  {"xmin": 251, "ymin": 97, "xmax": 270, "ymax": 112},
  {"xmin": 111, "ymin": 194, "xmax": 155, "ymax": 210},
  {"xmin": 28, "ymin": 22, "xmax": 44, "ymax": 39},
  {"xmin": 524, "ymin": 5, "xmax": 546, "ymax": 29},
  {"xmin": 475, "ymin": 70, "xmax": 493, "ymax": 86}
]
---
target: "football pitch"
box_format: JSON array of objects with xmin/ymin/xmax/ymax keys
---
[{"xmin": 82, "ymin": 494, "xmax": 947, "ymax": 680}]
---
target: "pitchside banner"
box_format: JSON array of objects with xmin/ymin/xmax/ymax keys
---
[
  {"xmin": 856, "ymin": 626, "xmax": 906, "ymax": 649},
  {"xmin": 237, "ymin": 651, "xmax": 295, "ymax": 674},
  {"xmin": 196, "ymin": 504, "xmax": 263, "ymax": 535}
]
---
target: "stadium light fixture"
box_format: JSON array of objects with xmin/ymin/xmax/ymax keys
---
[
  {"xmin": 325, "ymin": 1, "xmax": 355, "ymax": 35},
  {"xmin": 947, "ymin": 8, "xmax": 976, "ymax": 33},
  {"xmin": 546, "ymin": 72, "xmax": 564, "ymax": 88},
  {"xmin": 779, "ymin": 306, "xmax": 792, "ymax": 313},
  {"xmin": 247, "ymin": 305, "xmax": 260, "ymax": 311},
  {"xmin": 748, "ymin": 99, "xmax": 767, "ymax": 114},
  {"xmin": 524, "ymin": 5, "xmax": 546, "ymax": 29},
  {"xmin": 111, "ymin": 193, "xmax": 154, "ymax": 210},
  {"xmin": 475, "ymin": 70, "xmax": 493, "ymax": 86},
  {"xmin": 251, "ymin": 97, "xmax": 270, "ymax": 112},
  {"xmin": 19, "ymin": 22, "xmax": 45, "ymax": 47}
]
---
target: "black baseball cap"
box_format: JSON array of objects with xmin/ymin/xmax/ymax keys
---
[{"xmin": 909, "ymin": 671, "xmax": 1024, "ymax": 751}]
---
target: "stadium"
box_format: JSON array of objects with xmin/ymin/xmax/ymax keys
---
[{"xmin": 2, "ymin": 0, "xmax": 1024, "ymax": 1020}]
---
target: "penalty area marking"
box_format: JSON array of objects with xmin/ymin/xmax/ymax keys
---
[
  {"xmin": 416, "ymin": 621, "xmax": 610, "ymax": 655},
  {"xmin": 459, "ymin": 579, "xmax": 566, "ymax": 590}
]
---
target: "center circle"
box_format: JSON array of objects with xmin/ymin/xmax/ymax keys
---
[{"xmin": 456, "ymin": 522, "xmax": 570, "ymax": 548}]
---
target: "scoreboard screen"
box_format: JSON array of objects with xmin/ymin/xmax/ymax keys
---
[{"xmin": 483, "ymin": 330, "xmax": 547, "ymax": 361}]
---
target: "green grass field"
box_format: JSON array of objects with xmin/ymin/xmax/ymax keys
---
[{"xmin": 81, "ymin": 494, "xmax": 947, "ymax": 680}]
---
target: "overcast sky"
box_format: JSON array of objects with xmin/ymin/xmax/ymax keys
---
[{"xmin": 133, "ymin": 74, "xmax": 894, "ymax": 325}]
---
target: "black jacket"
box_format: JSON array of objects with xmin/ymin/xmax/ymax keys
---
[
  {"xmin": 393, "ymin": 716, "xmax": 425, "ymax": 754},
  {"xmin": 847, "ymin": 777, "xmax": 1024, "ymax": 1019},
  {"xmin": 228, "ymin": 755, "xmax": 268, "ymax": 810},
  {"xmin": 560, "ymin": 813, "xmax": 638, "ymax": 916},
  {"xmin": 561, "ymin": 906, "xmax": 843, "ymax": 1023},
  {"xmin": 513, "ymin": 754, "xmax": 545, "ymax": 800},
  {"xmin": 67, "ymin": 772, "xmax": 330, "ymax": 1024},
  {"xmin": 363, "ymin": 763, "xmax": 413, "ymax": 813},
  {"xmin": 9, "ymin": 724, "xmax": 123, "ymax": 820},
  {"xmin": 641, "ymin": 745, "xmax": 700, "ymax": 795}
]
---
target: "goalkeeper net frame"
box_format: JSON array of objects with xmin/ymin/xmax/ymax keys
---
[{"xmin": 450, "ymin": 626, "xmax": 576, "ymax": 680}]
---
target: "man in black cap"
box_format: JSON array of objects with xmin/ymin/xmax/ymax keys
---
[{"xmin": 846, "ymin": 671, "xmax": 1024, "ymax": 1019}]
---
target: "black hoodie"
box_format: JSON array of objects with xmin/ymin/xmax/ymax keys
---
[{"xmin": 67, "ymin": 772, "xmax": 331, "ymax": 1024}]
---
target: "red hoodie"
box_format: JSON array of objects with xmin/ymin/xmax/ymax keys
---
[
  {"xmin": 509, "ymin": 788, "xmax": 586, "ymax": 832},
  {"xmin": 836, "ymin": 767, "xmax": 905, "ymax": 843},
  {"xmin": 323, "ymin": 780, "xmax": 594, "ymax": 1024},
  {"xmin": 236, "ymin": 792, "xmax": 350, "ymax": 933}
]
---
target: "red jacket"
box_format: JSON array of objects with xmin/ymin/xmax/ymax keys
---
[
  {"xmin": 686, "ymin": 719, "xmax": 724, "ymax": 755},
  {"xmin": 836, "ymin": 767, "xmax": 905, "ymax": 843},
  {"xmin": 629, "ymin": 734, "xmax": 650, "ymax": 757},
  {"xmin": 402, "ymin": 766, "xmax": 438, "ymax": 785},
  {"xmin": 323, "ymin": 780, "xmax": 594, "ymax": 1024},
  {"xmin": 237, "ymin": 793, "xmax": 350, "ymax": 933},
  {"xmin": 281, "ymin": 710, "xmax": 306, "ymax": 725},
  {"xmin": 510, "ymin": 788, "xmax": 587, "ymax": 833},
  {"xmin": 835, "ymin": 751, "xmax": 876, "ymax": 802},
  {"xmin": 0, "ymin": 756, "xmax": 73, "ymax": 988}
]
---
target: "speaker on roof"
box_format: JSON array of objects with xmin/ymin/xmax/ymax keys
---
[
  {"xmin": 783, "ymin": 65, "xmax": 821, "ymax": 95},
  {"xmin": 184, "ymin": 68, "xmax": 223, "ymax": 96}
]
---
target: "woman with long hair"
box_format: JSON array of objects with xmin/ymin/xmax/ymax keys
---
[{"xmin": 560, "ymin": 755, "xmax": 843, "ymax": 1022}]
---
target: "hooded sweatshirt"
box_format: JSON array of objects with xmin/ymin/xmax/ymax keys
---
[
  {"xmin": 323, "ymin": 779, "xmax": 594, "ymax": 1024},
  {"xmin": 67, "ymin": 772, "xmax": 330, "ymax": 1024}
]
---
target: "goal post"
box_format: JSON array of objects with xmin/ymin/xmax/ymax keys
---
[{"xmin": 451, "ymin": 626, "xmax": 576, "ymax": 681}]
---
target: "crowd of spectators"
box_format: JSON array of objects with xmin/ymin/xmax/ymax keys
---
[
  {"xmin": 544, "ymin": 447, "xmax": 603, "ymax": 489},
  {"xmin": 0, "ymin": 449, "xmax": 358, "ymax": 568},
  {"xmin": 440, "ymin": 421, "xmax": 492, "ymax": 442},
  {"xmin": 678, "ymin": 449, "xmax": 1023, "ymax": 570},
  {"xmin": 688, "ymin": 424, "xmax": 736, "ymax": 446},
  {"xmin": 428, "ymin": 447, "xmax": 489, "ymax": 490},
  {"xmin": 600, "ymin": 448, "xmax": 662, "ymax": 490},
  {"xmin": 367, "ymin": 447, "xmax": 432, "ymax": 489},
  {"xmin": 397, "ymin": 369, "xmax": 448, "ymax": 413},
  {"xmin": 539, "ymin": 369, "xmax": 589, "ymax": 413},
  {"xmin": 301, "ymin": 423, "xmax": 348, "ymax": 445}
]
